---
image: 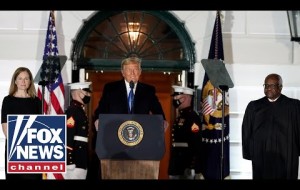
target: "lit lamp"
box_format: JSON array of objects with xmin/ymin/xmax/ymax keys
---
[
  {"xmin": 287, "ymin": 11, "xmax": 300, "ymax": 42},
  {"xmin": 128, "ymin": 22, "xmax": 140, "ymax": 44}
]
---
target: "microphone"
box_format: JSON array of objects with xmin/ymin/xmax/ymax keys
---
[{"xmin": 129, "ymin": 80, "xmax": 134, "ymax": 89}]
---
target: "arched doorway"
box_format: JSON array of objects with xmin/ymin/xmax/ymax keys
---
[{"xmin": 71, "ymin": 11, "xmax": 196, "ymax": 179}]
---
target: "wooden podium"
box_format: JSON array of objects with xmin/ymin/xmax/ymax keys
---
[
  {"xmin": 95, "ymin": 114, "xmax": 165, "ymax": 179},
  {"xmin": 100, "ymin": 160, "xmax": 160, "ymax": 179}
]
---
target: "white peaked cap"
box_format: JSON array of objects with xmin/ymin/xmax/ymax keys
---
[
  {"xmin": 183, "ymin": 87, "xmax": 195, "ymax": 95},
  {"xmin": 68, "ymin": 82, "xmax": 92, "ymax": 91},
  {"xmin": 171, "ymin": 85, "xmax": 194, "ymax": 96}
]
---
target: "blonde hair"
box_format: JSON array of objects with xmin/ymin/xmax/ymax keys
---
[
  {"xmin": 9, "ymin": 67, "xmax": 37, "ymax": 98},
  {"xmin": 121, "ymin": 57, "xmax": 142, "ymax": 70}
]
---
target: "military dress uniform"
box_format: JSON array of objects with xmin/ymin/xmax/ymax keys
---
[
  {"xmin": 168, "ymin": 106, "xmax": 202, "ymax": 179},
  {"xmin": 44, "ymin": 82, "xmax": 91, "ymax": 180},
  {"xmin": 65, "ymin": 99, "xmax": 89, "ymax": 179}
]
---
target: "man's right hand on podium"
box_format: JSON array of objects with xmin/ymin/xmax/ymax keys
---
[{"xmin": 94, "ymin": 119, "xmax": 99, "ymax": 131}]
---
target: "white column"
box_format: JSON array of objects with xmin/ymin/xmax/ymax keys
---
[
  {"xmin": 181, "ymin": 70, "xmax": 186, "ymax": 87},
  {"xmin": 79, "ymin": 68, "xmax": 85, "ymax": 82},
  {"xmin": 194, "ymin": 62, "xmax": 201, "ymax": 87}
]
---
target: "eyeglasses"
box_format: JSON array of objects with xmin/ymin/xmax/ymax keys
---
[{"xmin": 263, "ymin": 84, "xmax": 280, "ymax": 89}]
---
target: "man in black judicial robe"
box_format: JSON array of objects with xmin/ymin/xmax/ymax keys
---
[{"xmin": 242, "ymin": 73, "xmax": 300, "ymax": 179}]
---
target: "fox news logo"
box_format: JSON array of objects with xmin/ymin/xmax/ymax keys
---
[{"xmin": 7, "ymin": 115, "xmax": 66, "ymax": 173}]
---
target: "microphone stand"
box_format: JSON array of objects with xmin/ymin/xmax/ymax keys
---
[
  {"xmin": 38, "ymin": 80, "xmax": 49, "ymax": 114},
  {"xmin": 218, "ymin": 85, "xmax": 229, "ymax": 180}
]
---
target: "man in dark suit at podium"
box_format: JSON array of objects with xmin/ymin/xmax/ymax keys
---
[
  {"xmin": 93, "ymin": 56, "xmax": 168, "ymax": 179},
  {"xmin": 93, "ymin": 56, "xmax": 167, "ymax": 130}
]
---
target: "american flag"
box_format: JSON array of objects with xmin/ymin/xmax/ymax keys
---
[
  {"xmin": 200, "ymin": 11, "xmax": 230, "ymax": 179},
  {"xmin": 37, "ymin": 10, "xmax": 65, "ymax": 180},
  {"xmin": 37, "ymin": 10, "xmax": 65, "ymax": 115}
]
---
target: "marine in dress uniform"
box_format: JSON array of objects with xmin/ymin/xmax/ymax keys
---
[
  {"xmin": 168, "ymin": 85, "xmax": 203, "ymax": 179},
  {"xmin": 65, "ymin": 82, "xmax": 92, "ymax": 179}
]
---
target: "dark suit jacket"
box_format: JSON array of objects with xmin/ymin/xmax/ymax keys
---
[{"xmin": 93, "ymin": 79, "xmax": 165, "ymax": 121}]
